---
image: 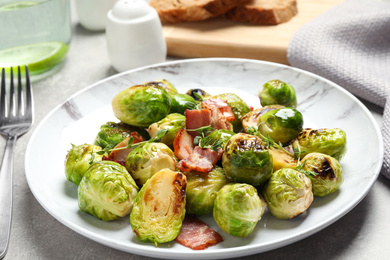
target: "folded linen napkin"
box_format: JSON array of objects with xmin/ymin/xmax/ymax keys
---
[{"xmin": 287, "ymin": 0, "xmax": 390, "ymax": 178}]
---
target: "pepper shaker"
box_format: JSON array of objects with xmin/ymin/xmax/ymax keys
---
[{"xmin": 106, "ymin": 0, "xmax": 167, "ymax": 72}]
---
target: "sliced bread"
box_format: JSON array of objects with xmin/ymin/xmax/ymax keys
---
[
  {"xmin": 225, "ymin": 0, "xmax": 298, "ymax": 25},
  {"xmin": 149, "ymin": 0, "xmax": 250, "ymax": 23}
]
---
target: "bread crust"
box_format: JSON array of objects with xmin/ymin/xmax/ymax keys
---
[
  {"xmin": 225, "ymin": 0, "xmax": 298, "ymax": 25},
  {"xmin": 150, "ymin": 0, "xmax": 251, "ymax": 23}
]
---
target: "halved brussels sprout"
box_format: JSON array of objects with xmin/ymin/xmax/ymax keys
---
[
  {"xmin": 241, "ymin": 105, "xmax": 285, "ymax": 133},
  {"xmin": 299, "ymin": 152, "xmax": 343, "ymax": 197},
  {"xmin": 262, "ymin": 168, "xmax": 313, "ymax": 219},
  {"xmin": 269, "ymin": 146, "xmax": 297, "ymax": 172},
  {"xmin": 143, "ymin": 79, "xmax": 178, "ymax": 94},
  {"xmin": 147, "ymin": 113, "xmax": 186, "ymax": 148},
  {"xmin": 112, "ymin": 83, "xmax": 171, "ymax": 127},
  {"xmin": 186, "ymin": 88, "xmax": 211, "ymax": 101},
  {"xmin": 292, "ymin": 128, "xmax": 347, "ymax": 161},
  {"xmin": 125, "ymin": 142, "xmax": 177, "ymax": 186},
  {"xmin": 222, "ymin": 133, "xmax": 273, "ymax": 186},
  {"xmin": 169, "ymin": 93, "xmax": 197, "ymax": 114},
  {"xmin": 209, "ymin": 93, "xmax": 251, "ymax": 133},
  {"xmin": 186, "ymin": 166, "xmax": 230, "ymax": 215},
  {"xmin": 130, "ymin": 168, "xmax": 186, "ymax": 244},
  {"xmin": 258, "ymin": 107, "xmax": 303, "ymax": 145},
  {"xmin": 65, "ymin": 144, "xmax": 103, "ymax": 185},
  {"xmin": 258, "ymin": 79, "xmax": 297, "ymax": 108},
  {"xmin": 95, "ymin": 121, "xmax": 149, "ymax": 150},
  {"xmin": 78, "ymin": 161, "xmax": 139, "ymax": 221},
  {"xmin": 213, "ymin": 183, "xmax": 266, "ymax": 237}
]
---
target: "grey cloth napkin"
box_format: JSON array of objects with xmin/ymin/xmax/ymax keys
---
[{"xmin": 287, "ymin": 0, "xmax": 390, "ymax": 179}]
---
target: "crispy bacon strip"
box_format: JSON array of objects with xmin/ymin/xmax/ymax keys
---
[
  {"xmin": 185, "ymin": 107, "xmax": 232, "ymax": 138},
  {"xmin": 209, "ymin": 106, "xmax": 233, "ymax": 132},
  {"xmin": 173, "ymin": 128, "xmax": 194, "ymax": 160},
  {"xmin": 177, "ymin": 146, "xmax": 222, "ymax": 173},
  {"xmin": 185, "ymin": 109, "xmax": 211, "ymax": 137},
  {"xmin": 201, "ymin": 98, "xmax": 235, "ymax": 122},
  {"xmin": 176, "ymin": 216, "xmax": 223, "ymax": 250},
  {"xmin": 106, "ymin": 132, "xmax": 144, "ymax": 165}
]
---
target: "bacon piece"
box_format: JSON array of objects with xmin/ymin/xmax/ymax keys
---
[
  {"xmin": 106, "ymin": 132, "xmax": 144, "ymax": 165},
  {"xmin": 185, "ymin": 109, "xmax": 212, "ymax": 137},
  {"xmin": 177, "ymin": 146, "xmax": 223, "ymax": 173},
  {"xmin": 194, "ymin": 146, "xmax": 222, "ymax": 165},
  {"xmin": 201, "ymin": 98, "xmax": 235, "ymax": 122},
  {"xmin": 209, "ymin": 107, "xmax": 233, "ymax": 132},
  {"xmin": 102, "ymin": 155, "xmax": 126, "ymax": 166},
  {"xmin": 173, "ymin": 128, "xmax": 194, "ymax": 160},
  {"xmin": 176, "ymin": 216, "xmax": 223, "ymax": 250},
  {"xmin": 185, "ymin": 107, "xmax": 233, "ymax": 138}
]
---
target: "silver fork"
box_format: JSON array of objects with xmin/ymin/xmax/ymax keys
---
[{"xmin": 0, "ymin": 66, "xmax": 34, "ymax": 259}]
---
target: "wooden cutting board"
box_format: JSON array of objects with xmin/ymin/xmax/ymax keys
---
[{"xmin": 162, "ymin": 0, "xmax": 343, "ymax": 65}]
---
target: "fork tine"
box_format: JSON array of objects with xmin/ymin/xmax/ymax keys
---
[
  {"xmin": 24, "ymin": 65, "xmax": 33, "ymax": 120},
  {"xmin": 9, "ymin": 68, "xmax": 15, "ymax": 118},
  {"xmin": 0, "ymin": 68, "xmax": 6, "ymax": 119},
  {"xmin": 17, "ymin": 66, "xmax": 22, "ymax": 116}
]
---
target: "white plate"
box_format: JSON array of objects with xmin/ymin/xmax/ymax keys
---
[{"xmin": 25, "ymin": 58, "xmax": 383, "ymax": 259}]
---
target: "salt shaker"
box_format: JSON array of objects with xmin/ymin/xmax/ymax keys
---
[
  {"xmin": 75, "ymin": 0, "xmax": 118, "ymax": 31},
  {"xmin": 106, "ymin": 0, "xmax": 167, "ymax": 72}
]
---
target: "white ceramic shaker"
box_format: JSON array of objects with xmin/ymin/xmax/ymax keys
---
[
  {"xmin": 75, "ymin": 0, "xmax": 119, "ymax": 31},
  {"xmin": 106, "ymin": 0, "xmax": 167, "ymax": 72}
]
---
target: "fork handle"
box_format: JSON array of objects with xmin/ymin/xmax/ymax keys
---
[{"xmin": 0, "ymin": 135, "xmax": 17, "ymax": 259}]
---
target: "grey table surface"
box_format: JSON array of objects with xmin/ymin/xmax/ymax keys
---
[{"xmin": 2, "ymin": 1, "xmax": 390, "ymax": 259}]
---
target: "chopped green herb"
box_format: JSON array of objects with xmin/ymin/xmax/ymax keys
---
[{"xmin": 296, "ymin": 160, "xmax": 317, "ymax": 177}]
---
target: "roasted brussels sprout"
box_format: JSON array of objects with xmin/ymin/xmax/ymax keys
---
[
  {"xmin": 186, "ymin": 88, "xmax": 211, "ymax": 101},
  {"xmin": 186, "ymin": 166, "xmax": 230, "ymax": 215},
  {"xmin": 65, "ymin": 144, "xmax": 103, "ymax": 185},
  {"xmin": 213, "ymin": 183, "xmax": 266, "ymax": 237},
  {"xmin": 222, "ymin": 133, "xmax": 273, "ymax": 186},
  {"xmin": 258, "ymin": 79, "xmax": 297, "ymax": 108},
  {"xmin": 112, "ymin": 83, "xmax": 171, "ymax": 127},
  {"xmin": 147, "ymin": 113, "xmax": 186, "ymax": 147},
  {"xmin": 299, "ymin": 152, "xmax": 343, "ymax": 197},
  {"xmin": 125, "ymin": 142, "xmax": 177, "ymax": 186},
  {"xmin": 78, "ymin": 161, "xmax": 139, "ymax": 221},
  {"xmin": 169, "ymin": 93, "xmax": 197, "ymax": 114},
  {"xmin": 207, "ymin": 129, "xmax": 235, "ymax": 148},
  {"xmin": 262, "ymin": 168, "xmax": 313, "ymax": 219},
  {"xmin": 241, "ymin": 105, "xmax": 285, "ymax": 133},
  {"xmin": 258, "ymin": 107, "xmax": 303, "ymax": 145},
  {"xmin": 95, "ymin": 121, "xmax": 149, "ymax": 150},
  {"xmin": 292, "ymin": 128, "xmax": 347, "ymax": 161},
  {"xmin": 130, "ymin": 168, "xmax": 186, "ymax": 244},
  {"xmin": 144, "ymin": 79, "xmax": 178, "ymax": 94},
  {"xmin": 209, "ymin": 93, "xmax": 251, "ymax": 133}
]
